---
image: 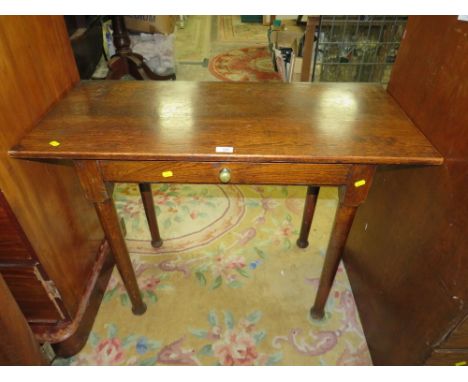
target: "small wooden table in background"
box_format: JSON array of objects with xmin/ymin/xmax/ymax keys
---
[{"xmin": 9, "ymin": 81, "xmax": 442, "ymax": 319}]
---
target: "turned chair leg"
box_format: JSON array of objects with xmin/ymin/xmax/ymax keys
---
[
  {"xmin": 138, "ymin": 183, "xmax": 163, "ymax": 248},
  {"xmin": 107, "ymin": 16, "xmax": 176, "ymax": 81},
  {"xmin": 297, "ymin": 186, "xmax": 320, "ymax": 248}
]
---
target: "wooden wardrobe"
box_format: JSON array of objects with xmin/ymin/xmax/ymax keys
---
[
  {"xmin": 0, "ymin": 16, "xmax": 114, "ymax": 358},
  {"xmin": 344, "ymin": 16, "xmax": 468, "ymax": 365}
]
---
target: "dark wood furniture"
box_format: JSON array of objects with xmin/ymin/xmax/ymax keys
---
[
  {"xmin": 0, "ymin": 190, "xmax": 69, "ymax": 323},
  {"xmin": 300, "ymin": 16, "xmax": 320, "ymax": 82},
  {"xmin": 0, "ymin": 273, "xmax": 48, "ymax": 365},
  {"xmin": 0, "ymin": 16, "xmax": 113, "ymax": 358},
  {"xmin": 9, "ymin": 81, "xmax": 442, "ymax": 321},
  {"xmin": 343, "ymin": 16, "xmax": 468, "ymax": 365},
  {"xmin": 107, "ymin": 16, "xmax": 176, "ymax": 81}
]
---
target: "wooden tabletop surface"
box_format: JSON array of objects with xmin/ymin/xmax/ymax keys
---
[{"xmin": 10, "ymin": 81, "xmax": 442, "ymax": 165}]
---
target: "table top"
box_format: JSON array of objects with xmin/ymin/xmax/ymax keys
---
[{"xmin": 10, "ymin": 81, "xmax": 442, "ymax": 165}]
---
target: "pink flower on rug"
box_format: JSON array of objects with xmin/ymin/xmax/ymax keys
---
[
  {"xmin": 190, "ymin": 310, "xmax": 280, "ymax": 365},
  {"xmin": 94, "ymin": 338, "xmax": 125, "ymax": 365},
  {"xmin": 281, "ymin": 226, "xmax": 292, "ymax": 236},
  {"xmin": 261, "ymin": 198, "xmax": 279, "ymax": 211},
  {"xmin": 212, "ymin": 254, "xmax": 247, "ymax": 280},
  {"xmin": 121, "ymin": 200, "xmax": 141, "ymax": 218},
  {"xmin": 154, "ymin": 195, "xmax": 170, "ymax": 205},
  {"xmin": 141, "ymin": 275, "xmax": 161, "ymax": 291},
  {"xmin": 226, "ymin": 256, "xmax": 246, "ymax": 270},
  {"xmin": 191, "ymin": 194, "xmax": 205, "ymax": 201},
  {"xmin": 272, "ymin": 220, "xmax": 295, "ymax": 241},
  {"xmin": 106, "ymin": 261, "xmax": 150, "ymax": 297},
  {"xmin": 212, "ymin": 330, "xmax": 259, "ymax": 365},
  {"xmin": 254, "ymin": 215, "xmax": 266, "ymax": 225}
]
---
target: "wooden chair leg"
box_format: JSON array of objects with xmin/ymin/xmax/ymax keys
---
[
  {"xmin": 138, "ymin": 183, "xmax": 163, "ymax": 248},
  {"xmin": 107, "ymin": 16, "xmax": 176, "ymax": 81},
  {"xmin": 297, "ymin": 186, "xmax": 320, "ymax": 248}
]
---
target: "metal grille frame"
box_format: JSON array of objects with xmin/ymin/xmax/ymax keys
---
[{"xmin": 312, "ymin": 16, "xmax": 408, "ymax": 83}]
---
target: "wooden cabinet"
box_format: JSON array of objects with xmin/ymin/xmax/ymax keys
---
[
  {"xmin": 1, "ymin": 266, "xmax": 65, "ymax": 323},
  {"xmin": 0, "ymin": 273, "xmax": 48, "ymax": 365},
  {"xmin": 343, "ymin": 16, "xmax": 468, "ymax": 365},
  {"xmin": 0, "ymin": 193, "xmax": 33, "ymax": 262},
  {"xmin": 0, "ymin": 191, "xmax": 68, "ymax": 324},
  {"xmin": 0, "ymin": 16, "xmax": 113, "ymax": 357}
]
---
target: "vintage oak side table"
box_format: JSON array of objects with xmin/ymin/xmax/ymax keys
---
[{"xmin": 9, "ymin": 81, "xmax": 442, "ymax": 320}]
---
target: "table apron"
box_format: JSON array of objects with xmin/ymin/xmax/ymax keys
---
[{"xmin": 99, "ymin": 160, "xmax": 352, "ymax": 186}]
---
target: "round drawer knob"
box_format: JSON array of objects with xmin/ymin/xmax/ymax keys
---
[{"xmin": 219, "ymin": 168, "xmax": 231, "ymax": 183}]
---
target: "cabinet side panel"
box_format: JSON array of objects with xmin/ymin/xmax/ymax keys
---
[
  {"xmin": 344, "ymin": 16, "xmax": 468, "ymax": 365},
  {"xmin": 0, "ymin": 16, "xmax": 104, "ymax": 316}
]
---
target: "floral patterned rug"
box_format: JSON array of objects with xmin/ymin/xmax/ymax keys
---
[
  {"xmin": 209, "ymin": 46, "xmax": 282, "ymax": 82},
  {"xmin": 53, "ymin": 183, "xmax": 372, "ymax": 366}
]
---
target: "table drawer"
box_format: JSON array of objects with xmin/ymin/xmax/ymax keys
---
[{"xmin": 100, "ymin": 160, "xmax": 351, "ymax": 186}]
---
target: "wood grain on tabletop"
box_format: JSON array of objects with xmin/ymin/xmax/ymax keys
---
[{"xmin": 10, "ymin": 81, "xmax": 442, "ymax": 165}]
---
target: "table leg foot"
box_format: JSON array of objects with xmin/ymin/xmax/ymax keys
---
[
  {"xmin": 132, "ymin": 302, "xmax": 147, "ymax": 316},
  {"xmin": 151, "ymin": 239, "xmax": 163, "ymax": 248},
  {"xmin": 310, "ymin": 306, "xmax": 326, "ymax": 321},
  {"xmin": 296, "ymin": 239, "xmax": 309, "ymax": 248}
]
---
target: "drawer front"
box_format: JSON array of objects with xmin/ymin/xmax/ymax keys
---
[
  {"xmin": 0, "ymin": 265, "xmax": 64, "ymax": 323},
  {"xmin": 100, "ymin": 160, "xmax": 351, "ymax": 186},
  {"xmin": 0, "ymin": 191, "xmax": 33, "ymax": 261}
]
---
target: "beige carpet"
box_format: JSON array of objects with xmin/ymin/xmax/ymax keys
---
[{"xmin": 54, "ymin": 185, "xmax": 371, "ymax": 365}]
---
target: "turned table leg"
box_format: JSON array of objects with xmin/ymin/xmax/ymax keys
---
[
  {"xmin": 310, "ymin": 165, "xmax": 376, "ymax": 320},
  {"xmin": 310, "ymin": 204, "xmax": 357, "ymax": 319},
  {"xmin": 75, "ymin": 160, "xmax": 147, "ymax": 315},
  {"xmin": 139, "ymin": 183, "xmax": 163, "ymax": 248},
  {"xmin": 297, "ymin": 186, "xmax": 320, "ymax": 248}
]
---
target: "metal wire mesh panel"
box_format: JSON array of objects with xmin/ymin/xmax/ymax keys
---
[{"xmin": 313, "ymin": 16, "xmax": 407, "ymax": 83}]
